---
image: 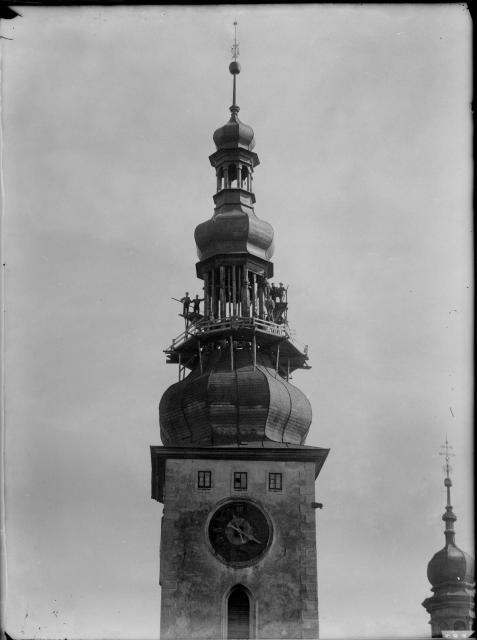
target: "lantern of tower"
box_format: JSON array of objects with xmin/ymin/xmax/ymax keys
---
[
  {"xmin": 422, "ymin": 440, "xmax": 475, "ymax": 637},
  {"xmin": 150, "ymin": 25, "xmax": 329, "ymax": 640}
]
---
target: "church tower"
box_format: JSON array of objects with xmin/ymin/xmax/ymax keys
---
[
  {"xmin": 151, "ymin": 26, "xmax": 329, "ymax": 640},
  {"xmin": 422, "ymin": 440, "xmax": 475, "ymax": 637}
]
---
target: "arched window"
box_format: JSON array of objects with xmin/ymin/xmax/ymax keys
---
[
  {"xmin": 217, "ymin": 168, "xmax": 224, "ymax": 192},
  {"xmin": 227, "ymin": 585, "xmax": 250, "ymax": 639},
  {"xmin": 228, "ymin": 165, "xmax": 238, "ymax": 188},
  {"xmin": 454, "ymin": 620, "xmax": 467, "ymax": 630},
  {"xmin": 241, "ymin": 166, "xmax": 249, "ymax": 190}
]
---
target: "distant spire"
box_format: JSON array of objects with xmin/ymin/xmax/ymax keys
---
[
  {"xmin": 229, "ymin": 21, "xmax": 241, "ymax": 113},
  {"xmin": 439, "ymin": 437, "xmax": 457, "ymax": 546}
]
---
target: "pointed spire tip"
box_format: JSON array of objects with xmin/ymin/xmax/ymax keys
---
[{"xmin": 229, "ymin": 21, "xmax": 240, "ymax": 108}]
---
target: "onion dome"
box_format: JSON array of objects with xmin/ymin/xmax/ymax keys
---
[
  {"xmin": 194, "ymin": 208, "xmax": 274, "ymax": 262},
  {"xmin": 426, "ymin": 442, "xmax": 475, "ymax": 588},
  {"xmin": 213, "ymin": 105, "xmax": 255, "ymax": 151},
  {"xmin": 427, "ymin": 544, "xmax": 475, "ymax": 587},
  {"xmin": 197, "ymin": 37, "xmax": 272, "ymax": 262},
  {"xmin": 213, "ymin": 59, "xmax": 255, "ymax": 151},
  {"xmin": 159, "ymin": 347, "xmax": 312, "ymax": 447}
]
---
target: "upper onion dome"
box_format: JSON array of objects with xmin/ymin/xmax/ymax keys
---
[
  {"xmin": 213, "ymin": 47, "xmax": 255, "ymax": 151},
  {"xmin": 194, "ymin": 207, "xmax": 274, "ymax": 262},
  {"xmin": 213, "ymin": 106, "xmax": 255, "ymax": 151},
  {"xmin": 427, "ymin": 544, "xmax": 475, "ymax": 587}
]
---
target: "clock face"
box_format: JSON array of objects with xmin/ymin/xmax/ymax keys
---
[{"xmin": 208, "ymin": 500, "xmax": 272, "ymax": 566}]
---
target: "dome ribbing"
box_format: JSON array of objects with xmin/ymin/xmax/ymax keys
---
[
  {"xmin": 427, "ymin": 544, "xmax": 475, "ymax": 587},
  {"xmin": 213, "ymin": 106, "xmax": 255, "ymax": 151},
  {"xmin": 160, "ymin": 349, "xmax": 312, "ymax": 447}
]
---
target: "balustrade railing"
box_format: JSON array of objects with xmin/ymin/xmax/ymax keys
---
[{"xmin": 167, "ymin": 316, "xmax": 289, "ymax": 351}]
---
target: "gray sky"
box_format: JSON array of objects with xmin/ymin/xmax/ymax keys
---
[{"xmin": 1, "ymin": 4, "xmax": 473, "ymax": 639}]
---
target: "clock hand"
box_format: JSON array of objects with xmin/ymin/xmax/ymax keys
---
[
  {"xmin": 242, "ymin": 532, "xmax": 262, "ymax": 544},
  {"xmin": 228, "ymin": 523, "xmax": 246, "ymax": 543},
  {"xmin": 229, "ymin": 522, "xmax": 262, "ymax": 545}
]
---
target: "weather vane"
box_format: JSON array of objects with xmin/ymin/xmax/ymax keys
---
[
  {"xmin": 439, "ymin": 436, "xmax": 455, "ymax": 478},
  {"xmin": 231, "ymin": 21, "xmax": 239, "ymax": 60}
]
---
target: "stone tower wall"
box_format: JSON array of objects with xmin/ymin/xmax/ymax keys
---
[{"xmin": 159, "ymin": 457, "xmax": 319, "ymax": 639}]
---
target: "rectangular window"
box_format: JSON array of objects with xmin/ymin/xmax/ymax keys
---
[
  {"xmin": 198, "ymin": 470, "xmax": 212, "ymax": 489},
  {"xmin": 269, "ymin": 472, "xmax": 282, "ymax": 491},
  {"xmin": 233, "ymin": 472, "xmax": 247, "ymax": 491}
]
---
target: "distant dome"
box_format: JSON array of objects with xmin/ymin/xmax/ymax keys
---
[
  {"xmin": 159, "ymin": 348, "xmax": 312, "ymax": 447},
  {"xmin": 427, "ymin": 543, "xmax": 475, "ymax": 587},
  {"xmin": 213, "ymin": 107, "xmax": 255, "ymax": 151}
]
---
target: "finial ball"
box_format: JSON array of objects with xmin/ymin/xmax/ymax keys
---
[
  {"xmin": 444, "ymin": 477, "xmax": 452, "ymax": 487},
  {"xmin": 229, "ymin": 61, "xmax": 241, "ymax": 75}
]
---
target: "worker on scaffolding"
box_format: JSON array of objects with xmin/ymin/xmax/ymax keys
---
[
  {"xmin": 270, "ymin": 282, "xmax": 278, "ymax": 302},
  {"xmin": 180, "ymin": 292, "xmax": 191, "ymax": 317},
  {"xmin": 192, "ymin": 294, "xmax": 204, "ymax": 315},
  {"xmin": 265, "ymin": 296, "xmax": 275, "ymax": 322},
  {"xmin": 263, "ymin": 278, "xmax": 271, "ymax": 300}
]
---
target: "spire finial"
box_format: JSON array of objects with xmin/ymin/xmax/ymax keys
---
[
  {"xmin": 439, "ymin": 437, "xmax": 457, "ymax": 546},
  {"xmin": 439, "ymin": 436, "xmax": 455, "ymax": 485},
  {"xmin": 229, "ymin": 21, "xmax": 241, "ymax": 112},
  {"xmin": 231, "ymin": 21, "xmax": 239, "ymax": 61}
]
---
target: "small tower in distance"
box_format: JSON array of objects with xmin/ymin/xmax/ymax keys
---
[{"xmin": 422, "ymin": 439, "xmax": 475, "ymax": 637}]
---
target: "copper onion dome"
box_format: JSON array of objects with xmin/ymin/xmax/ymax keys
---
[
  {"xmin": 195, "ymin": 49, "xmax": 273, "ymax": 262},
  {"xmin": 213, "ymin": 105, "xmax": 256, "ymax": 151},
  {"xmin": 213, "ymin": 58, "xmax": 255, "ymax": 151},
  {"xmin": 422, "ymin": 440, "xmax": 475, "ymax": 640},
  {"xmin": 427, "ymin": 544, "xmax": 474, "ymax": 587},
  {"xmin": 426, "ymin": 469, "xmax": 475, "ymax": 587},
  {"xmin": 159, "ymin": 348, "xmax": 312, "ymax": 447},
  {"xmin": 194, "ymin": 208, "xmax": 274, "ymax": 262},
  {"xmin": 426, "ymin": 445, "xmax": 475, "ymax": 587}
]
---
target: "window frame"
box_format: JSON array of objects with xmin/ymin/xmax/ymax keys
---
[
  {"xmin": 197, "ymin": 470, "xmax": 212, "ymax": 489},
  {"xmin": 268, "ymin": 472, "xmax": 283, "ymax": 491},
  {"xmin": 233, "ymin": 471, "xmax": 248, "ymax": 491}
]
